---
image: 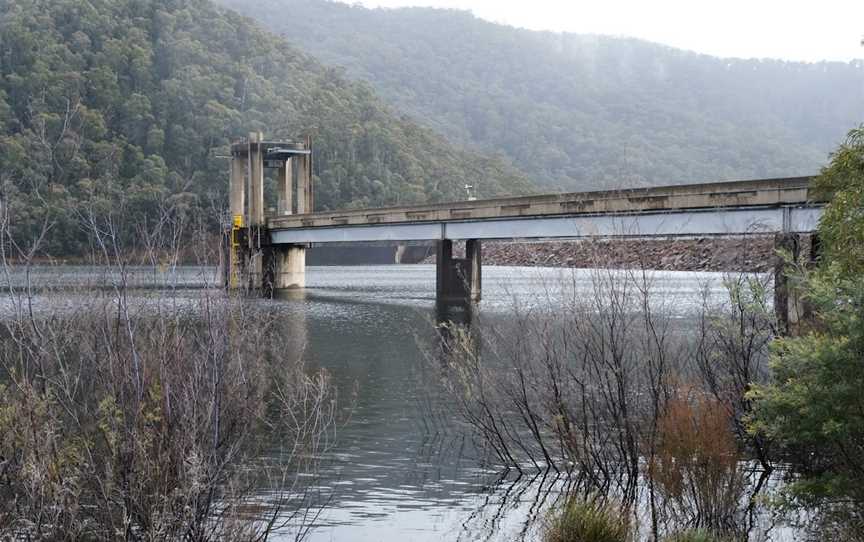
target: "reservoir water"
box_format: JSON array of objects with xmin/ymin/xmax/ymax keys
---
[
  {"xmin": 261, "ymin": 264, "xmax": 738, "ymax": 541},
  {"xmin": 6, "ymin": 263, "xmax": 790, "ymax": 541}
]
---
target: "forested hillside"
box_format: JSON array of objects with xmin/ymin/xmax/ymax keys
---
[
  {"xmin": 219, "ymin": 0, "xmax": 864, "ymax": 190},
  {"xmin": 0, "ymin": 0, "xmax": 531, "ymax": 255}
]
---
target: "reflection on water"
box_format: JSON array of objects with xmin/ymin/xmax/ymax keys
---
[
  {"xmin": 7, "ymin": 264, "xmax": 797, "ymax": 541},
  {"xmin": 262, "ymin": 265, "xmax": 758, "ymax": 541},
  {"xmin": 1, "ymin": 264, "xmax": 216, "ymax": 289}
]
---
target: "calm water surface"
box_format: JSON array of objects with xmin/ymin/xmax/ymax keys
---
[{"xmin": 264, "ymin": 265, "xmax": 738, "ymax": 542}]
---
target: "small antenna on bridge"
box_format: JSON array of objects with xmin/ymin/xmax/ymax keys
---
[{"xmin": 465, "ymin": 184, "xmax": 477, "ymax": 201}]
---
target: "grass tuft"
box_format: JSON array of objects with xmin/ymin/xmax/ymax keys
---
[
  {"xmin": 664, "ymin": 530, "xmax": 731, "ymax": 542},
  {"xmin": 544, "ymin": 498, "xmax": 630, "ymax": 542}
]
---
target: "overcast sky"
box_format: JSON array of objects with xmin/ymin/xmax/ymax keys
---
[{"xmin": 354, "ymin": 0, "xmax": 864, "ymax": 62}]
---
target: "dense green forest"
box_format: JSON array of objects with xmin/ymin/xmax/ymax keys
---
[
  {"xmin": 219, "ymin": 0, "xmax": 864, "ymax": 191},
  {"xmin": 0, "ymin": 0, "xmax": 532, "ymax": 256}
]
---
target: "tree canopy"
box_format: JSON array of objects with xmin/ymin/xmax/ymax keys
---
[
  {"xmin": 812, "ymin": 126, "xmax": 864, "ymax": 276},
  {"xmin": 0, "ymin": 0, "xmax": 533, "ymax": 256}
]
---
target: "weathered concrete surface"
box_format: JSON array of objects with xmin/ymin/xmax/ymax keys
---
[
  {"xmin": 436, "ymin": 239, "xmax": 481, "ymax": 305},
  {"xmin": 248, "ymin": 131, "xmax": 265, "ymax": 227},
  {"xmin": 277, "ymin": 159, "xmax": 292, "ymax": 216},
  {"xmin": 269, "ymin": 176, "xmax": 820, "ymax": 231},
  {"xmin": 466, "ymin": 239, "xmax": 481, "ymax": 302},
  {"xmin": 275, "ymin": 245, "xmax": 305, "ymax": 290}
]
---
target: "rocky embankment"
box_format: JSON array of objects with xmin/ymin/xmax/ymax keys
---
[{"xmin": 423, "ymin": 236, "xmax": 795, "ymax": 273}]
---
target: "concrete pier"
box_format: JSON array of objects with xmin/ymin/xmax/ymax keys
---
[
  {"xmin": 466, "ymin": 239, "xmax": 482, "ymax": 303},
  {"xmin": 263, "ymin": 244, "xmax": 306, "ymax": 297},
  {"xmin": 774, "ymin": 233, "xmax": 801, "ymax": 335},
  {"xmin": 227, "ymin": 145, "xmax": 248, "ymax": 289},
  {"xmin": 275, "ymin": 245, "xmax": 306, "ymax": 291},
  {"xmin": 436, "ymin": 239, "xmax": 482, "ymax": 307},
  {"xmin": 247, "ymin": 132, "xmax": 265, "ymax": 226},
  {"xmin": 277, "ymin": 158, "xmax": 293, "ymax": 216},
  {"xmin": 774, "ymin": 232, "xmax": 823, "ymax": 335},
  {"xmin": 246, "ymin": 132, "xmax": 265, "ymax": 289},
  {"xmin": 230, "ymin": 153, "xmax": 246, "ymax": 219},
  {"xmin": 295, "ymin": 136, "xmax": 313, "ymax": 214}
]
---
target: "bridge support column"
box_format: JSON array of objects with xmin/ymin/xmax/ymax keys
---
[
  {"xmin": 245, "ymin": 132, "xmax": 266, "ymax": 290},
  {"xmin": 467, "ymin": 239, "xmax": 482, "ymax": 302},
  {"xmin": 799, "ymin": 233, "xmax": 823, "ymax": 326},
  {"xmin": 436, "ymin": 239, "xmax": 481, "ymax": 307},
  {"xmin": 774, "ymin": 233, "xmax": 801, "ymax": 336},
  {"xmin": 266, "ymin": 244, "xmax": 305, "ymax": 296},
  {"xmin": 226, "ymin": 148, "xmax": 248, "ymax": 289},
  {"xmin": 295, "ymin": 137, "xmax": 313, "ymax": 214},
  {"xmin": 248, "ymin": 131, "xmax": 265, "ymax": 226},
  {"xmin": 277, "ymin": 158, "xmax": 293, "ymax": 216}
]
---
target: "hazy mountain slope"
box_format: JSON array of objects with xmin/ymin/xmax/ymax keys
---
[
  {"xmin": 0, "ymin": 0, "xmax": 532, "ymax": 255},
  {"xmin": 219, "ymin": 0, "xmax": 864, "ymax": 190}
]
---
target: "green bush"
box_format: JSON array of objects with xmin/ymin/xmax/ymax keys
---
[
  {"xmin": 664, "ymin": 530, "xmax": 731, "ymax": 542},
  {"xmin": 748, "ymin": 270, "xmax": 864, "ymax": 505},
  {"xmin": 544, "ymin": 498, "xmax": 630, "ymax": 542},
  {"xmin": 813, "ymin": 125, "xmax": 864, "ymax": 277},
  {"xmin": 746, "ymin": 125, "xmax": 864, "ymax": 528}
]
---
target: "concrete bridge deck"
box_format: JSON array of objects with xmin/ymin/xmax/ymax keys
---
[{"xmin": 268, "ymin": 176, "xmax": 823, "ymax": 244}]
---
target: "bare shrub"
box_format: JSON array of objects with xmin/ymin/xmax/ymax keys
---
[
  {"xmin": 436, "ymin": 264, "xmax": 684, "ymax": 500},
  {"xmin": 695, "ymin": 273, "xmax": 775, "ymax": 469},
  {"xmin": 0, "ymin": 191, "xmax": 338, "ymax": 540},
  {"xmin": 649, "ymin": 389, "xmax": 745, "ymax": 533},
  {"xmin": 434, "ymin": 241, "xmax": 780, "ymax": 539}
]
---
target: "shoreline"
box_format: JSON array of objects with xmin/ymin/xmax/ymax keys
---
[{"xmin": 421, "ymin": 236, "xmax": 815, "ymax": 273}]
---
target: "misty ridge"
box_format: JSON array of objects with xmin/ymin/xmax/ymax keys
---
[
  {"xmin": 0, "ymin": 0, "xmax": 860, "ymax": 256},
  {"xmin": 219, "ymin": 0, "xmax": 864, "ymax": 191}
]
